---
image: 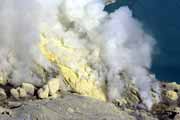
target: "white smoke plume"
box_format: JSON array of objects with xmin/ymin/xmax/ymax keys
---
[{"xmin": 0, "ymin": 0, "xmax": 160, "ymax": 108}]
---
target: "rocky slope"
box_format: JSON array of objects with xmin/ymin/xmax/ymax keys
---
[
  {"xmin": 0, "ymin": 82, "xmax": 180, "ymax": 120},
  {"xmin": 0, "ymin": 93, "xmax": 157, "ymax": 120}
]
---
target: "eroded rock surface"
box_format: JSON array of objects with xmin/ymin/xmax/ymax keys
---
[
  {"xmin": 0, "ymin": 94, "xmax": 138, "ymax": 120},
  {"xmin": 1, "ymin": 80, "xmax": 180, "ymax": 120}
]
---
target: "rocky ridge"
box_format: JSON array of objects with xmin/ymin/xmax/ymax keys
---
[{"xmin": 0, "ymin": 80, "xmax": 179, "ymax": 120}]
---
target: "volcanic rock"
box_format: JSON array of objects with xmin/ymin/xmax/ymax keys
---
[
  {"xmin": 10, "ymin": 88, "xmax": 19, "ymax": 99},
  {"xmin": 113, "ymin": 86, "xmax": 141, "ymax": 107},
  {"xmin": 22, "ymin": 83, "xmax": 35, "ymax": 95},
  {"xmin": 0, "ymin": 88, "xmax": 7, "ymax": 101},
  {"xmin": 11, "ymin": 87, "xmax": 28, "ymax": 99},
  {"xmin": 48, "ymin": 78, "xmax": 60, "ymax": 96},
  {"xmin": 18, "ymin": 87, "xmax": 27, "ymax": 98},
  {"xmin": 38, "ymin": 85, "xmax": 49, "ymax": 99},
  {"xmin": 0, "ymin": 73, "xmax": 7, "ymax": 86},
  {"xmin": 0, "ymin": 94, "xmax": 138, "ymax": 120},
  {"xmin": 165, "ymin": 90, "xmax": 178, "ymax": 101}
]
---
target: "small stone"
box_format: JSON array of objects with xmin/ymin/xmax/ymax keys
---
[
  {"xmin": 10, "ymin": 88, "xmax": 19, "ymax": 99},
  {"xmin": 22, "ymin": 83, "xmax": 35, "ymax": 95},
  {"xmin": 0, "ymin": 88, "xmax": 7, "ymax": 100},
  {"xmin": 38, "ymin": 85, "xmax": 49, "ymax": 99},
  {"xmin": 166, "ymin": 90, "xmax": 178, "ymax": 101},
  {"xmin": 10, "ymin": 87, "xmax": 28, "ymax": 99},
  {"xmin": 48, "ymin": 78, "xmax": 60, "ymax": 96}
]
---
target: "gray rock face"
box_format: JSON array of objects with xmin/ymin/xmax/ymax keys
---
[{"xmin": 0, "ymin": 94, "xmax": 136, "ymax": 120}]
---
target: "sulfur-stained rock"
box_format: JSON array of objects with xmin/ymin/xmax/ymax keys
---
[
  {"xmin": 10, "ymin": 87, "xmax": 28, "ymax": 99},
  {"xmin": 32, "ymin": 62, "xmax": 50, "ymax": 85},
  {"xmin": 40, "ymin": 34, "xmax": 107, "ymax": 101},
  {"xmin": 58, "ymin": 75, "xmax": 71, "ymax": 92},
  {"xmin": 22, "ymin": 83, "xmax": 35, "ymax": 95},
  {"xmin": 152, "ymin": 103, "xmax": 180, "ymax": 120},
  {"xmin": 165, "ymin": 90, "xmax": 178, "ymax": 101},
  {"xmin": 174, "ymin": 114, "xmax": 180, "ymax": 120},
  {"xmin": 38, "ymin": 85, "xmax": 49, "ymax": 99},
  {"xmin": 10, "ymin": 88, "xmax": 19, "ymax": 99},
  {"xmin": 167, "ymin": 106, "xmax": 180, "ymax": 114},
  {"xmin": 166, "ymin": 82, "xmax": 180, "ymax": 90},
  {"xmin": 0, "ymin": 88, "xmax": 7, "ymax": 101},
  {"xmin": 0, "ymin": 73, "xmax": 7, "ymax": 85},
  {"xmin": 113, "ymin": 85, "xmax": 141, "ymax": 107},
  {"xmin": 17, "ymin": 87, "xmax": 27, "ymax": 98},
  {"xmin": 48, "ymin": 78, "xmax": 60, "ymax": 96}
]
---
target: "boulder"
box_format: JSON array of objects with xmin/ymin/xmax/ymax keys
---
[
  {"xmin": 165, "ymin": 90, "xmax": 178, "ymax": 101},
  {"xmin": 22, "ymin": 83, "xmax": 35, "ymax": 95},
  {"xmin": 48, "ymin": 78, "xmax": 60, "ymax": 96},
  {"xmin": 17, "ymin": 87, "xmax": 27, "ymax": 98},
  {"xmin": 10, "ymin": 88, "xmax": 19, "ymax": 99},
  {"xmin": 10, "ymin": 87, "xmax": 28, "ymax": 99},
  {"xmin": 38, "ymin": 85, "xmax": 49, "ymax": 99}
]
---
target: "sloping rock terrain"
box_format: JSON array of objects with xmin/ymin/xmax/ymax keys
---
[{"xmin": 0, "ymin": 94, "xmax": 137, "ymax": 120}]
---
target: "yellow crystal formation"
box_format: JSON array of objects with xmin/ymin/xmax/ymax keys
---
[{"xmin": 39, "ymin": 34, "xmax": 107, "ymax": 101}]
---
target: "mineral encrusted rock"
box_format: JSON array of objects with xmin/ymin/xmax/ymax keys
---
[
  {"xmin": 22, "ymin": 83, "xmax": 35, "ymax": 95},
  {"xmin": 18, "ymin": 87, "xmax": 27, "ymax": 98},
  {"xmin": 151, "ymin": 82, "xmax": 180, "ymax": 120},
  {"xmin": 10, "ymin": 83, "xmax": 36, "ymax": 99},
  {"xmin": 112, "ymin": 71, "xmax": 142, "ymax": 107},
  {"xmin": 10, "ymin": 87, "xmax": 28, "ymax": 99},
  {"xmin": 48, "ymin": 78, "xmax": 60, "ymax": 96},
  {"xmin": 0, "ymin": 94, "xmax": 139, "ymax": 120},
  {"xmin": 40, "ymin": 34, "xmax": 107, "ymax": 101},
  {"xmin": 104, "ymin": 0, "xmax": 116, "ymax": 5},
  {"xmin": 165, "ymin": 90, "xmax": 178, "ymax": 101},
  {"xmin": 2, "ymin": 81, "xmax": 180, "ymax": 120},
  {"xmin": 38, "ymin": 85, "xmax": 49, "ymax": 99},
  {"xmin": 113, "ymin": 86, "xmax": 141, "ymax": 107},
  {"xmin": 10, "ymin": 88, "xmax": 19, "ymax": 99}
]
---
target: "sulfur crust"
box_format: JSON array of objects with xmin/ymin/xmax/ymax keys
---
[{"xmin": 39, "ymin": 34, "xmax": 107, "ymax": 101}]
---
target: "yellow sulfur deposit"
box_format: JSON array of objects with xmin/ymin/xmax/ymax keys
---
[
  {"xmin": 165, "ymin": 90, "xmax": 178, "ymax": 101},
  {"xmin": 0, "ymin": 72, "xmax": 7, "ymax": 85},
  {"xmin": 39, "ymin": 34, "xmax": 107, "ymax": 101}
]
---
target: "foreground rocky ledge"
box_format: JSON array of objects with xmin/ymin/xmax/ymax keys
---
[
  {"xmin": 0, "ymin": 93, "xmax": 158, "ymax": 120},
  {"xmin": 1, "ymin": 82, "xmax": 180, "ymax": 120}
]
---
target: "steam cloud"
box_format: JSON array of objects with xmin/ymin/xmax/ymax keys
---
[{"xmin": 0, "ymin": 0, "xmax": 160, "ymax": 108}]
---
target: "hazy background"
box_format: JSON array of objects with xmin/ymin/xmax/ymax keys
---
[{"xmin": 105, "ymin": 0, "xmax": 180, "ymax": 82}]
